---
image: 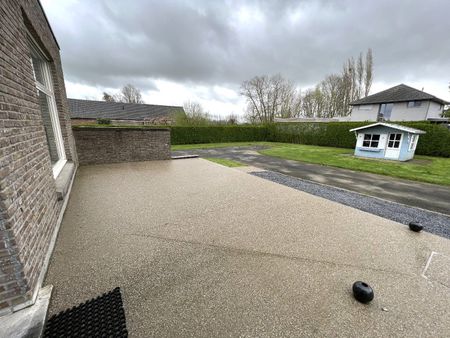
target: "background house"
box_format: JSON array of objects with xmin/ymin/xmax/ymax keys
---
[
  {"xmin": 350, "ymin": 123, "xmax": 425, "ymax": 161},
  {"xmin": 0, "ymin": 0, "xmax": 77, "ymax": 316},
  {"xmin": 69, "ymin": 98, "xmax": 185, "ymax": 125},
  {"xmin": 350, "ymin": 84, "xmax": 448, "ymax": 122}
]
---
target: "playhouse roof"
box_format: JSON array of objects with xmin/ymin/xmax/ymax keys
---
[{"xmin": 349, "ymin": 122, "xmax": 426, "ymax": 134}]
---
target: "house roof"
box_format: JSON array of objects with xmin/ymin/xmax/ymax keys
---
[
  {"xmin": 349, "ymin": 122, "xmax": 426, "ymax": 134},
  {"xmin": 350, "ymin": 84, "xmax": 448, "ymax": 106},
  {"xmin": 68, "ymin": 98, "xmax": 184, "ymax": 120}
]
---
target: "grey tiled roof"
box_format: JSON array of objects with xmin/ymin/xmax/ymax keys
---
[
  {"xmin": 68, "ymin": 98, "xmax": 184, "ymax": 120},
  {"xmin": 350, "ymin": 84, "xmax": 448, "ymax": 105}
]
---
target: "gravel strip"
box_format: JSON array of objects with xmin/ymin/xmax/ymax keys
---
[{"xmin": 251, "ymin": 170, "xmax": 450, "ymax": 240}]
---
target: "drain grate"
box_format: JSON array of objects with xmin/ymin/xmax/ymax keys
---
[{"xmin": 44, "ymin": 287, "xmax": 128, "ymax": 338}]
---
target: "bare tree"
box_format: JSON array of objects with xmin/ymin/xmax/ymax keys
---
[
  {"xmin": 102, "ymin": 84, "xmax": 144, "ymax": 103},
  {"xmin": 120, "ymin": 84, "xmax": 144, "ymax": 103},
  {"xmin": 364, "ymin": 48, "xmax": 373, "ymax": 97},
  {"xmin": 176, "ymin": 101, "xmax": 213, "ymax": 126},
  {"xmin": 309, "ymin": 48, "xmax": 374, "ymax": 117},
  {"xmin": 240, "ymin": 74, "xmax": 301, "ymax": 123},
  {"xmin": 356, "ymin": 53, "xmax": 364, "ymax": 99}
]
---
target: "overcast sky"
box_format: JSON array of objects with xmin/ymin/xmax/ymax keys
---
[{"xmin": 41, "ymin": 0, "xmax": 450, "ymax": 116}]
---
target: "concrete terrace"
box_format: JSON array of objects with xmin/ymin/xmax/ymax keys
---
[{"xmin": 45, "ymin": 159, "xmax": 450, "ymax": 337}]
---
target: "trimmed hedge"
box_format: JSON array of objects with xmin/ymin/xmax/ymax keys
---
[
  {"xmin": 268, "ymin": 122, "xmax": 450, "ymax": 157},
  {"xmin": 268, "ymin": 122, "xmax": 366, "ymax": 148},
  {"xmin": 170, "ymin": 126, "xmax": 269, "ymax": 145}
]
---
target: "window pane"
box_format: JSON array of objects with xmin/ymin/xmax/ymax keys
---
[
  {"xmin": 38, "ymin": 90, "xmax": 59, "ymax": 164},
  {"xmin": 372, "ymin": 134, "xmax": 380, "ymax": 141},
  {"xmin": 371, "ymin": 141, "xmax": 379, "ymax": 148},
  {"xmin": 393, "ymin": 141, "xmax": 400, "ymax": 148},
  {"xmin": 395, "ymin": 134, "xmax": 401, "ymax": 140},
  {"xmin": 364, "ymin": 134, "xmax": 371, "ymax": 141},
  {"xmin": 31, "ymin": 53, "xmax": 46, "ymax": 85},
  {"xmin": 389, "ymin": 134, "xmax": 396, "ymax": 141},
  {"xmin": 363, "ymin": 141, "xmax": 370, "ymax": 147},
  {"xmin": 388, "ymin": 141, "xmax": 394, "ymax": 147}
]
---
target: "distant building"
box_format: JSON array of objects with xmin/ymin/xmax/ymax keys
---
[
  {"xmin": 68, "ymin": 98, "xmax": 185, "ymax": 125},
  {"xmin": 349, "ymin": 123, "xmax": 425, "ymax": 161},
  {"xmin": 350, "ymin": 84, "xmax": 448, "ymax": 122}
]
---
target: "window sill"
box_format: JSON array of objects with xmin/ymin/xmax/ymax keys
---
[
  {"xmin": 358, "ymin": 147, "xmax": 382, "ymax": 152},
  {"xmin": 55, "ymin": 162, "xmax": 76, "ymax": 201}
]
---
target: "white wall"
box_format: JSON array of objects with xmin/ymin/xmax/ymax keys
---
[
  {"xmin": 350, "ymin": 104, "xmax": 379, "ymax": 121},
  {"xmin": 351, "ymin": 100, "xmax": 443, "ymax": 121},
  {"xmin": 390, "ymin": 102, "xmax": 427, "ymax": 121},
  {"xmin": 426, "ymin": 101, "xmax": 444, "ymax": 119}
]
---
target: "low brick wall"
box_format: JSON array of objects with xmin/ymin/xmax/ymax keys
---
[{"xmin": 73, "ymin": 127, "xmax": 171, "ymax": 164}]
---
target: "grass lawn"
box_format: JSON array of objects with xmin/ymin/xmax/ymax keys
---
[
  {"xmin": 204, "ymin": 157, "xmax": 245, "ymax": 167},
  {"xmin": 172, "ymin": 141, "xmax": 450, "ymax": 186},
  {"xmin": 260, "ymin": 144, "xmax": 450, "ymax": 186}
]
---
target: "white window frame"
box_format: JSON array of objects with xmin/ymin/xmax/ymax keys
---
[
  {"xmin": 387, "ymin": 133, "xmax": 402, "ymax": 149},
  {"xmin": 408, "ymin": 134, "xmax": 418, "ymax": 151},
  {"xmin": 28, "ymin": 35, "xmax": 66, "ymax": 178},
  {"xmin": 362, "ymin": 134, "xmax": 380, "ymax": 148}
]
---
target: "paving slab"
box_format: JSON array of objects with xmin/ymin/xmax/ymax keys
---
[{"xmin": 45, "ymin": 159, "xmax": 450, "ymax": 337}]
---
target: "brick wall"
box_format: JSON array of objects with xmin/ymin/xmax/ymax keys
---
[
  {"xmin": 0, "ymin": 0, "xmax": 77, "ymax": 314},
  {"xmin": 73, "ymin": 127, "xmax": 171, "ymax": 165}
]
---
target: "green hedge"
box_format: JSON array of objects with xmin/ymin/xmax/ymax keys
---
[
  {"xmin": 170, "ymin": 126, "xmax": 270, "ymax": 145},
  {"xmin": 268, "ymin": 122, "xmax": 366, "ymax": 148},
  {"xmin": 268, "ymin": 122, "xmax": 450, "ymax": 157}
]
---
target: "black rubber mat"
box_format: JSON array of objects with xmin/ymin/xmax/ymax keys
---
[{"xmin": 44, "ymin": 287, "xmax": 128, "ymax": 337}]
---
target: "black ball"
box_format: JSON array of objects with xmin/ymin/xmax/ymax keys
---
[
  {"xmin": 409, "ymin": 222, "xmax": 423, "ymax": 232},
  {"xmin": 352, "ymin": 281, "xmax": 374, "ymax": 303}
]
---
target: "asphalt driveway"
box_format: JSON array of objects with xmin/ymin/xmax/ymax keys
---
[
  {"xmin": 45, "ymin": 159, "xmax": 450, "ymax": 337},
  {"xmin": 172, "ymin": 146, "xmax": 450, "ymax": 215}
]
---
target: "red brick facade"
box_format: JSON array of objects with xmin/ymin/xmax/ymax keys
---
[{"xmin": 0, "ymin": 0, "xmax": 77, "ymax": 314}]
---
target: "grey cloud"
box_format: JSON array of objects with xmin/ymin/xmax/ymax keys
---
[{"xmin": 46, "ymin": 0, "xmax": 450, "ymax": 90}]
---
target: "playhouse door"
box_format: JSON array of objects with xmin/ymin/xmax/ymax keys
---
[{"xmin": 385, "ymin": 133, "xmax": 402, "ymax": 159}]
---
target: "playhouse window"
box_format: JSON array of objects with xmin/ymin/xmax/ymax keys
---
[
  {"xmin": 408, "ymin": 135, "xmax": 418, "ymax": 151},
  {"xmin": 388, "ymin": 133, "xmax": 402, "ymax": 148},
  {"xmin": 362, "ymin": 134, "xmax": 380, "ymax": 148}
]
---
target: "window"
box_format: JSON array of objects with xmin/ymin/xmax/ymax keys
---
[
  {"xmin": 362, "ymin": 134, "xmax": 380, "ymax": 148},
  {"xmin": 378, "ymin": 103, "xmax": 393, "ymax": 121},
  {"xmin": 387, "ymin": 133, "xmax": 402, "ymax": 149},
  {"xmin": 408, "ymin": 135, "xmax": 418, "ymax": 151},
  {"xmin": 407, "ymin": 101, "xmax": 422, "ymax": 108},
  {"xmin": 29, "ymin": 37, "xmax": 66, "ymax": 177}
]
